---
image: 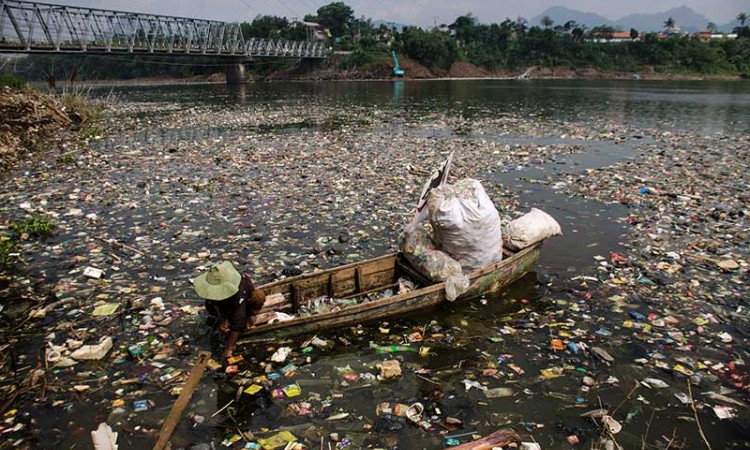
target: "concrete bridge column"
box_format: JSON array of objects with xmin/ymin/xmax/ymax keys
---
[{"xmin": 225, "ymin": 63, "xmax": 247, "ymax": 85}]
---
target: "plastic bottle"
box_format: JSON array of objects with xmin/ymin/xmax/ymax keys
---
[{"xmin": 372, "ymin": 344, "xmax": 417, "ymax": 354}]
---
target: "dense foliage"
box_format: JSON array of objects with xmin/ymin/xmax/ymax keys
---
[
  {"xmin": 3, "ymin": 4, "xmax": 749, "ymax": 81},
  {"xmin": 398, "ymin": 14, "xmax": 750, "ymax": 74}
]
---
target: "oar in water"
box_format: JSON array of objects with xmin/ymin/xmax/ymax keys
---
[{"xmin": 152, "ymin": 351, "xmax": 212, "ymax": 450}]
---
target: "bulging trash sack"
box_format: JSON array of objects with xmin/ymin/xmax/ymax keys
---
[
  {"xmin": 427, "ymin": 179, "xmax": 503, "ymax": 272},
  {"xmin": 503, "ymin": 208, "xmax": 562, "ymax": 251},
  {"xmin": 399, "ymin": 227, "xmax": 463, "ymax": 282},
  {"xmin": 399, "ymin": 226, "xmax": 470, "ymax": 301}
]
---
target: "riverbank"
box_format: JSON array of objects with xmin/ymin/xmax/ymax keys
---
[
  {"xmin": 266, "ymin": 57, "xmax": 744, "ymax": 81},
  {"xmin": 32, "ymin": 59, "xmax": 745, "ymax": 89},
  {"xmin": 0, "ymin": 82, "xmax": 110, "ymax": 172},
  {"xmin": 0, "ymin": 86, "xmax": 74, "ymax": 170}
]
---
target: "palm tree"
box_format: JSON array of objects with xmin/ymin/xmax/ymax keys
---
[
  {"xmin": 563, "ymin": 20, "xmax": 577, "ymax": 32},
  {"xmin": 738, "ymin": 13, "xmax": 748, "ymax": 26},
  {"xmin": 540, "ymin": 15, "xmax": 554, "ymax": 29},
  {"xmin": 664, "ymin": 17, "xmax": 676, "ymax": 30}
]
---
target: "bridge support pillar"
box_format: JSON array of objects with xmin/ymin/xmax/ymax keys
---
[{"xmin": 225, "ymin": 63, "xmax": 248, "ymax": 85}]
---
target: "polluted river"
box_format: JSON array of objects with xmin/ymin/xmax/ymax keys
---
[{"xmin": 0, "ymin": 79, "xmax": 748, "ymax": 450}]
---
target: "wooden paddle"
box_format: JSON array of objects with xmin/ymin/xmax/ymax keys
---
[{"xmin": 152, "ymin": 351, "xmax": 212, "ymax": 450}]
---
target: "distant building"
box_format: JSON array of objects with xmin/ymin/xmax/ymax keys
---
[
  {"xmin": 293, "ymin": 21, "xmax": 328, "ymax": 42},
  {"xmin": 695, "ymin": 31, "xmax": 737, "ymax": 40},
  {"xmin": 589, "ymin": 31, "xmax": 637, "ymax": 43}
]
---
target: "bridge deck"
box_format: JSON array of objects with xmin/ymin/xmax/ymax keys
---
[{"xmin": 0, "ymin": 0, "xmax": 328, "ymax": 58}]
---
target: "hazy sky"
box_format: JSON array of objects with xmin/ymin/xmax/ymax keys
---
[{"xmin": 51, "ymin": 0, "xmax": 746, "ymax": 26}]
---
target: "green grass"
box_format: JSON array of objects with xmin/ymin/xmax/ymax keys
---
[
  {"xmin": 78, "ymin": 125, "xmax": 104, "ymax": 140},
  {"xmin": 60, "ymin": 91, "xmax": 105, "ymax": 123},
  {"xmin": 0, "ymin": 237, "xmax": 17, "ymax": 269},
  {"xmin": 0, "ymin": 73, "xmax": 27, "ymax": 89},
  {"xmin": 1, "ymin": 216, "xmax": 56, "ymax": 270}
]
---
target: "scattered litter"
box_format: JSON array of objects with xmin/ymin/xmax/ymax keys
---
[
  {"xmin": 377, "ymin": 359, "xmax": 402, "ymax": 380},
  {"xmin": 270, "ymin": 347, "xmax": 292, "ymax": 363},
  {"xmin": 83, "ymin": 266, "xmax": 104, "ymax": 279},
  {"xmin": 0, "ymin": 80, "xmax": 746, "ymax": 450},
  {"xmin": 91, "ymin": 423, "xmax": 118, "ymax": 450},
  {"xmin": 71, "ymin": 337, "xmax": 113, "ymax": 360},
  {"xmin": 92, "ymin": 303, "xmax": 120, "ymax": 316}
]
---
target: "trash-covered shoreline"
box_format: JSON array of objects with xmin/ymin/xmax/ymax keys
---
[{"xmin": 0, "ymin": 82, "xmax": 748, "ymax": 449}]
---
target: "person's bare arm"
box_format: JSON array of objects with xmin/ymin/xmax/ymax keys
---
[{"xmin": 224, "ymin": 330, "xmax": 241, "ymax": 358}]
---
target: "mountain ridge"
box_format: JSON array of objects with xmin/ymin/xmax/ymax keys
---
[{"xmin": 530, "ymin": 5, "xmax": 739, "ymax": 33}]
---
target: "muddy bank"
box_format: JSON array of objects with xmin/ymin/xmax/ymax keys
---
[
  {"xmin": 258, "ymin": 58, "xmax": 746, "ymax": 82},
  {"xmin": 36, "ymin": 59, "xmax": 745, "ymax": 89},
  {"xmin": 0, "ymin": 87, "xmax": 74, "ymax": 170}
]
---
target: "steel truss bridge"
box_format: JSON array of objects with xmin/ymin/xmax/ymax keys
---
[{"xmin": 0, "ymin": 0, "xmax": 328, "ymax": 59}]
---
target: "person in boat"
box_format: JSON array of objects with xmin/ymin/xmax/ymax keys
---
[{"xmin": 193, "ymin": 261, "xmax": 266, "ymax": 358}]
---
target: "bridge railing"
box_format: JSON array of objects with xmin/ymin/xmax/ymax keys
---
[{"xmin": 0, "ymin": 0, "xmax": 329, "ymax": 58}]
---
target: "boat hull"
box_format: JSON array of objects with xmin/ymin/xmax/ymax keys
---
[{"xmin": 238, "ymin": 243, "xmax": 542, "ymax": 344}]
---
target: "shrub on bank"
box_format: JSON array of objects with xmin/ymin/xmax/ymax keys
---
[{"xmin": 0, "ymin": 73, "xmax": 27, "ymax": 89}]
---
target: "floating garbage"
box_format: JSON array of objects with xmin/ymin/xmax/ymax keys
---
[
  {"xmin": 0, "ymin": 81, "xmax": 747, "ymax": 450},
  {"xmin": 71, "ymin": 336, "xmax": 113, "ymax": 360},
  {"xmin": 377, "ymin": 360, "xmax": 402, "ymax": 380},
  {"xmin": 91, "ymin": 423, "xmax": 118, "ymax": 450}
]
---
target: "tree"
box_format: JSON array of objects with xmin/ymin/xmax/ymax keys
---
[
  {"xmin": 630, "ymin": 28, "xmax": 639, "ymax": 40},
  {"xmin": 571, "ymin": 26, "xmax": 585, "ymax": 41},
  {"xmin": 591, "ymin": 25, "xmax": 616, "ymax": 40},
  {"xmin": 540, "ymin": 15, "xmax": 554, "ymax": 29},
  {"xmin": 664, "ymin": 17, "xmax": 676, "ymax": 31},
  {"xmin": 449, "ymin": 14, "xmax": 478, "ymax": 45},
  {"xmin": 316, "ymin": 2, "xmax": 354, "ymax": 38},
  {"xmin": 400, "ymin": 27, "xmax": 457, "ymax": 69},
  {"xmin": 707, "ymin": 22, "xmax": 717, "ymax": 33},
  {"xmin": 515, "ymin": 17, "xmax": 528, "ymax": 35},
  {"xmin": 737, "ymin": 13, "xmax": 748, "ymax": 26},
  {"xmin": 241, "ymin": 15, "xmax": 289, "ymax": 39}
]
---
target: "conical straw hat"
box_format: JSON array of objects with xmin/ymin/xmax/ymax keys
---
[{"xmin": 193, "ymin": 261, "xmax": 241, "ymax": 301}]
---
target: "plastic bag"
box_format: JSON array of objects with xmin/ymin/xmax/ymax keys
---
[
  {"xmin": 503, "ymin": 208, "xmax": 562, "ymax": 251},
  {"xmin": 445, "ymin": 275, "xmax": 470, "ymax": 302},
  {"xmin": 427, "ymin": 179, "xmax": 502, "ymax": 271},
  {"xmin": 399, "ymin": 226, "xmax": 469, "ymax": 301},
  {"xmin": 91, "ymin": 423, "xmax": 118, "ymax": 450}
]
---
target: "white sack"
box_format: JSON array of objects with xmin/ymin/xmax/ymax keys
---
[
  {"xmin": 427, "ymin": 179, "xmax": 503, "ymax": 272},
  {"xmin": 399, "ymin": 227, "xmax": 470, "ymax": 301},
  {"xmin": 503, "ymin": 208, "xmax": 562, "ymax": 251},
  {"xmin": 91, "ymin": 423, "xmax": 118, "ymax": 450}
]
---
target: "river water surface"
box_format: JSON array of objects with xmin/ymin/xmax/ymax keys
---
[{"xmin": 6, "ymin": 79, "xmax": 750, "ymax": 449}]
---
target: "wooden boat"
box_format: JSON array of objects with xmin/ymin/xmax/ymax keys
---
[{"xmin": 238, "ymin": 242, "xmax": 542, "ymax": 344}]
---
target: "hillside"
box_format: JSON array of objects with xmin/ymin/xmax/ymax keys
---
[{"xmin": 531, "ymin": 5, "xmax": 715, "ymax": 32}]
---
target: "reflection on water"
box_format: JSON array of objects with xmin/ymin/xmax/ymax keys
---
[
  {"xmin": 392, "ymin": 80, "xmax": 404, "ymax": 108},
  {"xmin": 98, "ymin": 79, "xmax": 750, "ymax": 134}
]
